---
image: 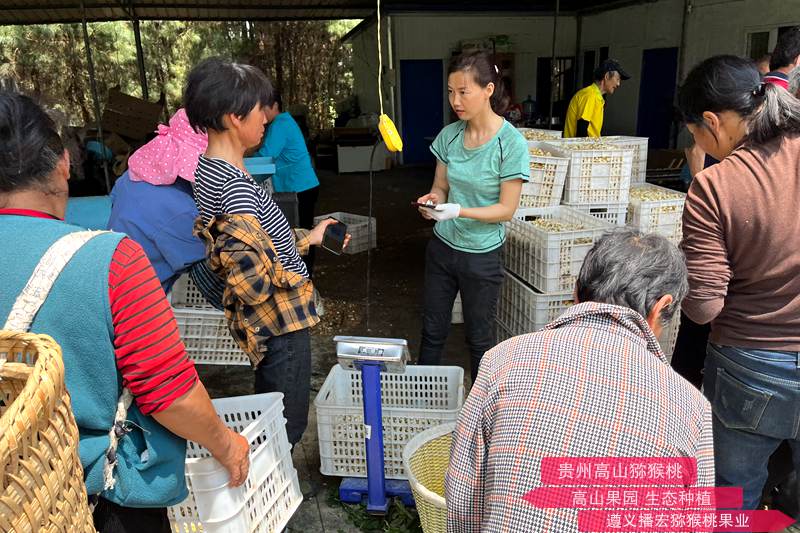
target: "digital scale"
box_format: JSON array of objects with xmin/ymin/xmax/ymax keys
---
[{"xmin": 334, "ymin": 336, "xmax": 414, "ymax": 513}]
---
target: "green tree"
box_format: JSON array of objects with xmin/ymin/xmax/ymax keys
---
[{"xmin": 0, "ymin": 19, "xmax": 357, "ymax": 134}]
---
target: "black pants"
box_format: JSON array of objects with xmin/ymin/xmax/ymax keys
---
[
  {"xmin": 93, "ymin": 497, "xmax": 170, "ymax": 533},
  {"xmin": 297, "ymin": 185, "xmax": 320, "ymax": 276},
  {"xmin": 418, "ymin": 236, "xmax": 504, "ymax": 382},
  {"xmin": 254, "ymin": 328, "xmax": 312, "ymax": 446},
  {"xmin": 670, "ymin": 311, "xmax": 711, "ymax": 389}
]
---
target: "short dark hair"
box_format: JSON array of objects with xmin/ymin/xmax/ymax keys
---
[
  {"xmin": 770, "ymin": 27, "xmax": 800, "ymax": 70},
  {"xmin": 576, "ymin": 228, "xmax": 688, "ymax": 325},
  {"xmin": 183, "ymin": 57, "xmax": 274, "ymax": 133},
  {"xmin": 448, "ymin": 51, "xmax": 508, "ymax": 115},
  {"xmin": 0, "ymin": 90, "xmax": 64, "ymax": 193}
]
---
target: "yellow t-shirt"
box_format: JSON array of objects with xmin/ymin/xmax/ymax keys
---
[{"xmin": 563, "ymin": 83, "xmax": 605, "ymax": 138}]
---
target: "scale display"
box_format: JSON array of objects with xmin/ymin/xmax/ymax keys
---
[{"xmin": 334, "ymin": 336, "xmax": 409, "ymax": 373}]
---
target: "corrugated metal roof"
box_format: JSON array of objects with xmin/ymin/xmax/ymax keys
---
[{"xmin": 0, "ymin": 0, "xmax": 631, "ymax": 25}]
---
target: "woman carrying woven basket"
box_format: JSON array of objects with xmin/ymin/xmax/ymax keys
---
[
  {"xmin": 0, "ymin": 91, "xmax": 249, "ymax": 532},
  {"xmin": 416, "ymin": 51, "xmax": 530, "ymax": 382}
]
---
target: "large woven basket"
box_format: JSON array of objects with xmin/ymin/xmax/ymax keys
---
[
  {"xmin": 402, "ymin": 423, "xmax": 456, "ymax": 533},
  {"xmin": 0, "ymin": 331, "xmax": 95, "ymax": 532}
]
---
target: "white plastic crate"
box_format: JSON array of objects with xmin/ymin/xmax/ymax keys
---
[
  {"xmin": 169, "ymin": 393, "xmax": 302, "ymax": 533},
  {"xmin": 602, "ymin": 136, "xmax": 649, "ymax": 183},
  {"xmin": 566, "ymin": 202, "xmax": 628, "ymax": 226},
  {"xmin": 170, "ymin": 274, "xmax": 214, "ymax": 309},
  {"xmin": 314, "ymin": 211, "xmax": 376, "ymax": 254},
  {"xmin": 173, "ymin": 307, "xmax": 250, "ymax": 366},
  {"xmin": 504, "ymin": 206, "xmax": 612, "ymax": 292},
  {"xmin": 517, "ymin": 127, "xmax": 562, "ymax": 142},
  {"xmin": 520, "ymin": 150, "xmax": 569, "ymax": 208},
  {"xmin": 658, "ymin": 311, "xmax": 681, "ymax": 362},
  {"xmin": 495, "ymin": 319, "xmax": 514, "ymax": 344},
  {"xmin": 452, "ymin": 291, "xmax": 463, "ymax": 324},
  {"xmin": 315, "ymin": 364, "xmax": 464, "ymax": 480},
  {"xmin": 497, "ymin": 270, "xmax": 574, "ymax": 337},
  {"xmin": 542, "ymin": 141, "xmax": 633, "ymax": 205},
  {"xmin": 627, "ymin": 184, "xmax": 686, "ymax": 244},
  {"xmin": 555, "ymin": 135, "xmax": 647, "ymax": 184}
]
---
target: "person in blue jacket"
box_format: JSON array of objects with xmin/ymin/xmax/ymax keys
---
[
  {"xmin": 257, "ymin": 91, "xmax": 321, "ymax": 274},
  {"xmin": 107, "ymin": 108, "xmax": 223, "ymax": 306}
]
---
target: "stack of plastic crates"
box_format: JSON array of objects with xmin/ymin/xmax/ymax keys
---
[
  {"xmin": 169, "ymin": 393, "xmax": 303, "ymax": 532},
  {"xmin": 520, "ymin": 143, "xmax": 570, "ymax": 208},
  {"xmin": 626, "ymin": 183, "xmax": 687, "ymax": 245},
  {"xmin": 314, "ymin": 364, "xmax": 464, "ymax": 480},
  {"xmin": 601, "ymin": 136, "xmax": 649, "ymax": 184},
  {"xmin": 314, "ymin": 212, "xmax": 376, "ymax": 254},
  {"xmin": 499, "ymin": 206, "xmax": 611, "ymax": 339},
  {"xmin": 516, "ymin": 127, "xmax": 562, "ymax": 142},
  {"xmin": 542, "ymin": 140, "xmax": 633, "ymax": 226},
  {"xmin": 169, "ymin": 275, "xmax": 250, "ymax": 366}
]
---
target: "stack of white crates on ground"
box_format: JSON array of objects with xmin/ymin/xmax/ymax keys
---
[
  {"xmin": 170, "ymin": 275, "xmax": 250, "ymax": 365},
  {"xmin": 498, "ymin": 206, "xmax": 612, "ymax": 342},
  {"xmin": 626, "ymin": 183, "xmax": 688, "ymax": 358},
  {"xmin": 542, "ymin": 139, "xmax": 634, "ymax": 226},
  {"xmin": 509, "ymin": 128, "xmax": 682, "ymax": 358}
]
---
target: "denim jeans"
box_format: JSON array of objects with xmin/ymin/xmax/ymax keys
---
[
  {"xmin": 418, "ymin": 236, "xmax": 504, "ymax": 382},
  {"xmin": 703, "ymin": 343, "xmax": 800, "ymax": 510},
  {"xmin": 254, "ymin": 328, "xmax": 312, "ymax": 446}
]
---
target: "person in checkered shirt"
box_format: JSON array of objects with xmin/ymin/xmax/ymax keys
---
[{"xmin": 446, "ymin": 228, "xmax": 715, "ymax": 532}]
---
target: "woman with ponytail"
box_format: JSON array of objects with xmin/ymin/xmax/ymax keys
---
[
  {"xmin": 415, "ymin": 50, "xmax": 529, "ymax": 382},
  {"xmin": 677, "ymin": 54, "xmax": 800, "ymax": 510}
]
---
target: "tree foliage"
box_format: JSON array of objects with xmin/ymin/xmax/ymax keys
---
[{"xmin": 0, "ymin": 19, "xmax": 356, "ymax": 134}]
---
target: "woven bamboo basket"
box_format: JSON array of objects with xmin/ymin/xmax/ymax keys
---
[
  {"xmin": 402, "ymin": 423, "xmax": 456, "ymax": 533},
  {"xmin": 0, "ymin": 331, "xmax": 95, "ymax": 533}
]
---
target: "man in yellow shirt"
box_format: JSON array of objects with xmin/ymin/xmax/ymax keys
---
[{"xmin": 564, "ymin": 59, "xmax": 630, "ymax": 137}]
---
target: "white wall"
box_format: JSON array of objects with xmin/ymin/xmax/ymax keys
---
[
  {"xmin": 393, "ymin": 14, "xmax": 576, "ymax": 103},
  {"xmin": 579, "ymin": 0, "xmax": 684, "ymax": 135},
  {"xmin": 348, "ymin": 2, "xmax": 800, "ymax": 144},
  {"xmin": 349, "ymin": 13, "xmax": 577, "ymax": 123},
  {"xmin": 684, "ymin": 0, "xmax": 800, "ymax": 72}
]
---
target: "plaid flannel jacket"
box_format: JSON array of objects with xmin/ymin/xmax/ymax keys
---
[
  {"xmin": 446, "ymin": 302, "xmax": 714, "ymax": 533},
  {"xmin": 194, "ymin": 214, "xmax": 319, "ymax": 367}
]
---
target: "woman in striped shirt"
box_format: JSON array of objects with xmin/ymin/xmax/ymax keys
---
[{"xmin": 184, "ymin": 58, "xmax": 339, "ymax": 446}]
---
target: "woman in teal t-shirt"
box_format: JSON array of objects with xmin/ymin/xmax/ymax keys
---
[{"xmin": 416, "ymin": 51, "xmax": 530, "ymax": 382}]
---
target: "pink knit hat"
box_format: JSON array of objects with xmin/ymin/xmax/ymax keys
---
[{"xmin": 128, "ymin": 108, "xmax": 208, "ymax": 185}]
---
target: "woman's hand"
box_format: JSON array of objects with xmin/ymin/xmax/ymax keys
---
[
  {"xmin": 417, "ymin": 192, "xmax": 440, "ymax": 220},
  {"xmin": 309, "ymin": 218, "xmax": 351, "ymax": 250},
  {"xmin": 216, "ymin": 429, "xmax": 251, "ymax": 487},
  {"xmin": 429, "ymin": 203, "xmax": 461, "ymax": 221}
]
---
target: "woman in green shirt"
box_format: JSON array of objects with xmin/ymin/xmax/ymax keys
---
[{"xmin": 416, "ymin": 51, "xmax": 530, "ymax": 381}]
